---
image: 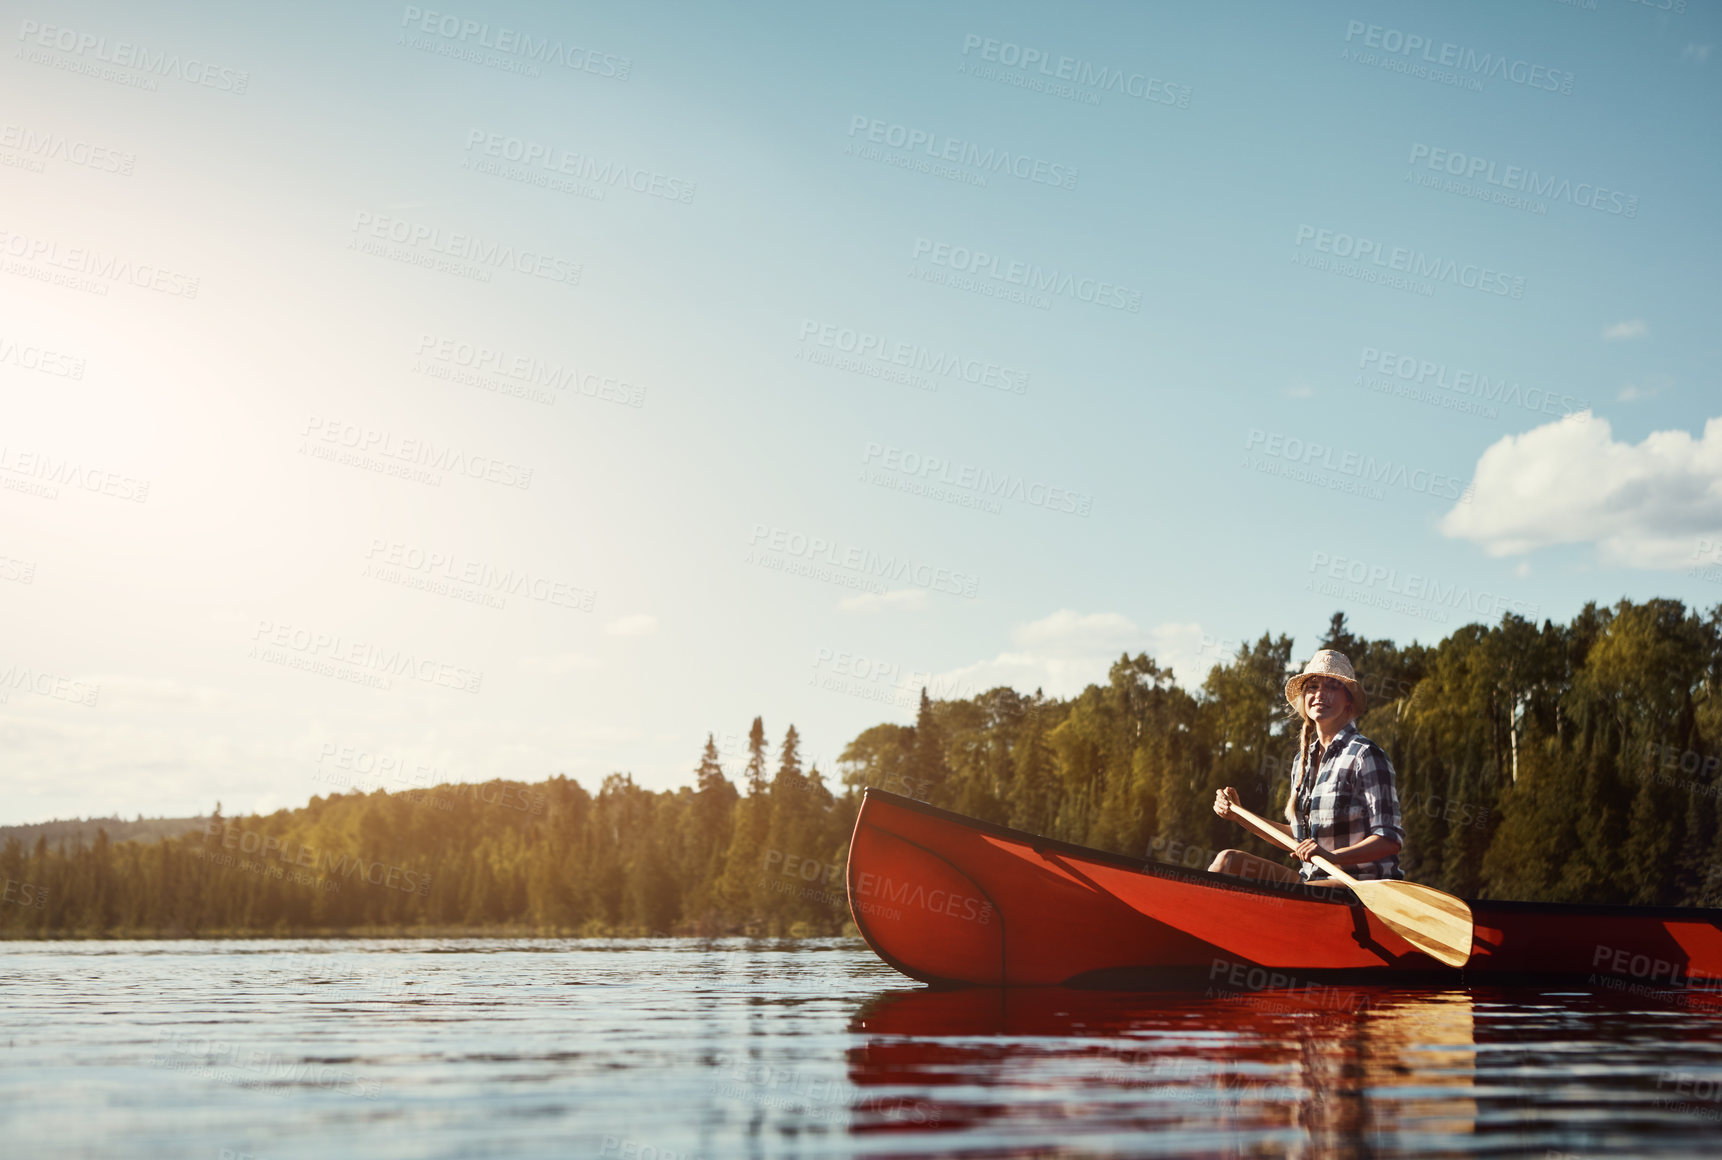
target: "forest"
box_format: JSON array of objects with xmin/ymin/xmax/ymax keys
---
[{"xmin": 4, "ymin": 597, "xmax": 1721, "ymax": 938}]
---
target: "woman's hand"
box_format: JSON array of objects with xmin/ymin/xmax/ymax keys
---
[
  {"xmin": 1293, "ymin": 838, "xmax": 1333, "ymax": 864},
  {"xmin": 1212, "ymin": 787, "xmax": 1239, "ymax": 819}
]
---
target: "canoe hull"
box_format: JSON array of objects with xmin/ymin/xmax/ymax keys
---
[{"xmin": 846, "ymin": 788, "xmax": 1722, "ymax": 991}]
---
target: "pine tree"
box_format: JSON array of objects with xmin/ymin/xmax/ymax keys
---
[
  {"xmin": 696, "ymin": 734, "xmax": 726, "ymax": 794},
  {"xmin": 744, "ymin": 717, "xmax": 768, "ymax": 796},
  {"xmin": 907, "ymin": 688, "xmax": 950, "ymax": 804},
  {"xmin": 689, "ymin": 733, "xmax": 738, "ymax": 922},
  {"xmin": 1008, "ymin": 703, "xmax": 1058, "ymax": 836},
  {"xmin": 778, "ymin": 725, "xmax": 805, "ymax": 787},
  {"xmin": 758, "ymin": 724, "xmax": 820, "ymax": 931},
  {"xmin": 1319, "ymin": 611, "xmax": 1362, "ymax": 659},
  {"xmin": 716, "ymin": 718, "xmax": 775, "ymax": 929}
]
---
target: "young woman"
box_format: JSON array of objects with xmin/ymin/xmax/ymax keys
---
[{"xmin": 1209, "ymin": 650, "xmax": 1404, "ymax": 884}]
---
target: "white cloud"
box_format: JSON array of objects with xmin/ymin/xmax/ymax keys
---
[
  {"xmin": 1438, "ymin": 411, "xmax": 1722, "ymax": 569},
  {"xmin": 1013, "ymin": 610, "xmax": 1139, "ymax": 651},
  {"xmin": 1602, "ymin": 318, "xmax": 1648, "ymax": 341},
  {"xmin": 520, "ymin": 653, "xmax": 600, "ymax": 675},
  {"xmin": 78, "ymin": 676, "xmax": 233, "ymax": 712},
  {"xmin": 604, "ymin": 614, "xmax": 658, "ymax": 637},
  {"xmin": 1682, "ymin": 43, "xmax": 1711, "ymax": 64},
  {"xmin": 1617, "ymin": 384, "xmax": 1658, "ymax": 403},
  {"xmin": 836, "ymin": 588, "xmax": 929, "ymax": 613},
  {"xmin": 928, "ymin": 611, "xmax": 1212, "ymax": 701}
]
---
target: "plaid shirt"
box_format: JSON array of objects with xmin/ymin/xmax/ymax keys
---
[{"xmin": 1290, "ymin": 721, "xmax": 1404, "ymax": 881}]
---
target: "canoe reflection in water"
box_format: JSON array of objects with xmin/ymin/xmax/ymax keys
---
[{"xmin": 846, "ymin": 986, "xmax": 1483, "ymax": 1156}]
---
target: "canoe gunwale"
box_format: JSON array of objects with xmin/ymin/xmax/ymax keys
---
[{"xmin": 857, "ymin": 786, "xmax": 1722, "ymax": 924}]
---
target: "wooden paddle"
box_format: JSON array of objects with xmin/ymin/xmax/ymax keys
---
[{"xmin": 1225, "ymin": 802, "xmax": 1475, "ymax": 969}]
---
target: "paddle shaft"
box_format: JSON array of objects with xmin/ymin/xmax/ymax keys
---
[
  {"xmin": 1225, "ymin": 799, "xmax": 1476, "ymax": 967},
  {"xmin": 1225, "ymin": 802, "xmax": 1358, "ymax": 886}
]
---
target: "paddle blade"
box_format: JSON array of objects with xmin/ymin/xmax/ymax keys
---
[{"xmin": 1350, "ymin": 880, "xmax": 1475, "ymax": 968}]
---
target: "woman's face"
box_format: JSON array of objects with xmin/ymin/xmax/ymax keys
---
[{"xmin": 1303, "ymin": 676, "xmax": 1353, "ymax": 727}]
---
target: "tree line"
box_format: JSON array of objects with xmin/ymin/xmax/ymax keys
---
[{"xmin": 4, "ymin": 598, "xmax": 1720, "ymax": 938}]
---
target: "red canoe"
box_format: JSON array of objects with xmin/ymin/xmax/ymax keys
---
[{"xmin": 845, "ymin": 788, "xmax": 1722, "ymax": 990}]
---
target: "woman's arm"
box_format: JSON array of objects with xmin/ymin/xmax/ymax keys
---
[
  {"xmin": 1293, "ymin": 832, "xmax": 1401, "ymax": 866},
  {"xmin": 1213, "ymin": 786, "xmax": 1294, "ymax": 838}
]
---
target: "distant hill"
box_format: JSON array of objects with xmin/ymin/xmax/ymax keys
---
[{"xmin": 0, "ymin": 816, "xmax": 208, "ymax": 852}]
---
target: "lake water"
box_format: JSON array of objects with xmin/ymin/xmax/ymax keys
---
[{"xmin": 4, "ymin": 938, "xmax": 1721, "ymax": 1158}]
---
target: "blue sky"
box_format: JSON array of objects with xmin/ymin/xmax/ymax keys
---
[{"xmin": 2, "ymin": 0, "xmax": 1718, "ymax": 823}]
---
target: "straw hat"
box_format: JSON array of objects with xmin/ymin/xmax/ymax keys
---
[{"xmin": 1284, "ymin": 650, "xmax": 1365, "ymax": 718}]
